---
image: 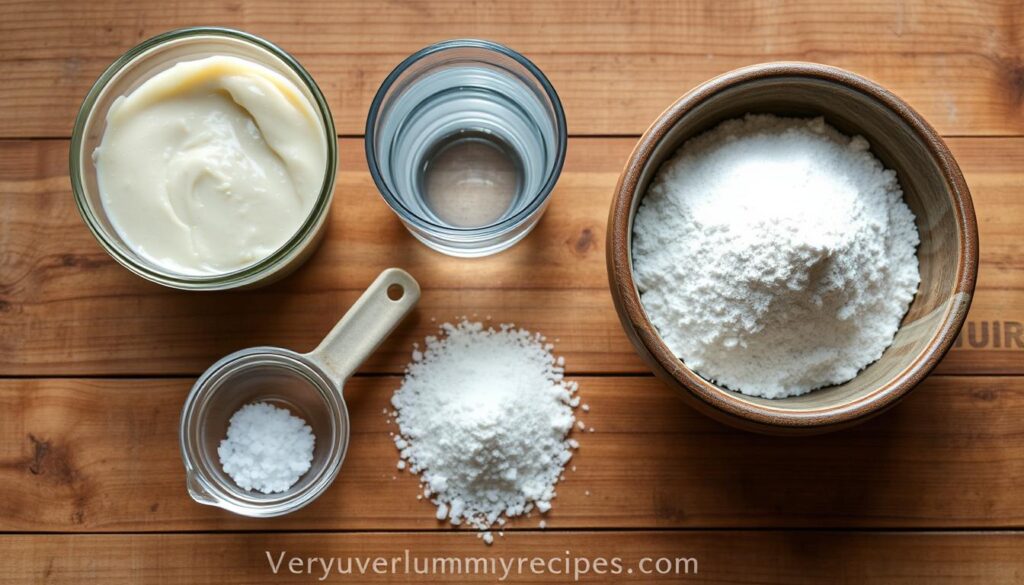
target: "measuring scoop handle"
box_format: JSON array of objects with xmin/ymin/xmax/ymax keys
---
[{"xmin": 308, "ymin": 268, "xmax": 420, "ymax": 387}]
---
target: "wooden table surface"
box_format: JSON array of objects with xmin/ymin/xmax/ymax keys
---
[{"xmin": 2, "ymin": 1, "xmax": 1023, "ymax": 583}]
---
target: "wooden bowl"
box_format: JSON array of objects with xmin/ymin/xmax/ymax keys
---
[{"xmin": 607, "ymin": 62, "xmax": 979, "ymax": 434}]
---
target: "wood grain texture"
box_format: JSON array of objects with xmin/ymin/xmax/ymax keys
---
[
  {"xmin": 1, "ymin": 0, "xmax": 1023, "ymax": 138},
  {"xmin": 2, "ymin": 531, "xmax": 1023, "ymax": 584},
  {"xmin": 2, "ymin": 1, "xmax": 1023, "ymax": 582},
  {"xmin": 1, "ymin": 137, "xmax": 1020, "ymax": 376},
  {"xmin": 2, "ymin": 375, "xmax": 1023, "ymax": 532}
]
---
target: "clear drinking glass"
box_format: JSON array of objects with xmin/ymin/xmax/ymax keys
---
[
  {"xmin": 70, "ymin": 27, "xmax": 337, "ymax": 290},
  {"xmin": 366, "ymin": 39, "xmax": 567, "ymax": 257}
]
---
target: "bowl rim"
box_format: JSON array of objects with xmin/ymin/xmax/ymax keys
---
[{"xmin": 607, "ymin": 61, "xmax": 979, "ymax": 432}]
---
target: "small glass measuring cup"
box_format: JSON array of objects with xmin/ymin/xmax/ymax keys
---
[{"xmin": 179, "ymin": 268, "xmax": 419, "ymax": 517}]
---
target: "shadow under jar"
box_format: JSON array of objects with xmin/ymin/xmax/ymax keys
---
[
  {"xmin": 366, "ymin": 39, "xmax": 567, "ymax": 257},
  {"xmin": 607, "ymin": 62, "xmax": 979, "ymax": 434},
  {"xmin": 70, "ymin": 27, "xmax": 337, "ymax": 290}
]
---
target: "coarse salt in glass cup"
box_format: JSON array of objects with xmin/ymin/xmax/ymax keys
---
[
  {"xmin": 366, "ymin": 39, "xmax": 567, "ymax": 257},
  {"xmin": 70, "ymin": 27, "xmax": 337, "ymax": 290}
]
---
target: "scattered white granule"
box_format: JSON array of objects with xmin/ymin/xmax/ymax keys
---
[
  {"xmin": 217, "ymin": 402, "xmax": 315, "ymax": 494},
  {"xmin": 632, "ymin": 114, "xmax": 920, "ymax": 398},
  {"xmin": 390, "ymin": 320, "xmax": 582, "ymax": 541}
]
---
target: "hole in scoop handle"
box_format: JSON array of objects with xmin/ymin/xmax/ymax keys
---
[{"xmin": 308, "ymin": 268, "xmax": 420, "ymax": 387}]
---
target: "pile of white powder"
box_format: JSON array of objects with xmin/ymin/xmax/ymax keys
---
[
  {"xmin": 218, "ymin": 402, "xmax": 316, "ymax": 494},
  {"xmin": 633, "ymin": 114, "xmax": 920, "ymax": 398},
  {"xmin": 389, "ymin": 320, "xmax": 582, "ymax": 544}
]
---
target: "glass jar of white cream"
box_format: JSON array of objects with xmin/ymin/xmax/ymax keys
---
[{"xmin": 71, "ymin": 27, "xmax": 337, "ymax": 290}]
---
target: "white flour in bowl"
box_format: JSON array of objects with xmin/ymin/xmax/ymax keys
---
[
  {"xmin": 388, "ymin": 320, "xmax": 581, "ymax": 543},
  {"xmin": 632, "ymin": 114, "xmax": 920, "ymax": 399}
]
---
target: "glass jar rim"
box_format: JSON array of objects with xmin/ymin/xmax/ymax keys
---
[
  {"xmin": 69, "ymin": 26, "xmax": 337, "ymax": 290},
  {"xmin": 364, "ymin": 38, "xmax": 568, "ymax": 237}
]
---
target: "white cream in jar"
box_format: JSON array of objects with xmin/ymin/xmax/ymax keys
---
[{"xmin": 94, "ymin": 55, "xmax": 328, "ymax": 275}]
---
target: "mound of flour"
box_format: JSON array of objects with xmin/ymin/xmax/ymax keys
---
[
  {"xmin": 632, "ymin": 115, "xmax": 920, "ymax": 398},
  {"xmin": 389, "ymin": 321, "xmax": 580, "ymax": 543}
]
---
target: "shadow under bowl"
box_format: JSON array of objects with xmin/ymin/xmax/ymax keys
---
[{"xmin": 607, "ymin": 62, "xmax": 979, "ymax": 434}]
